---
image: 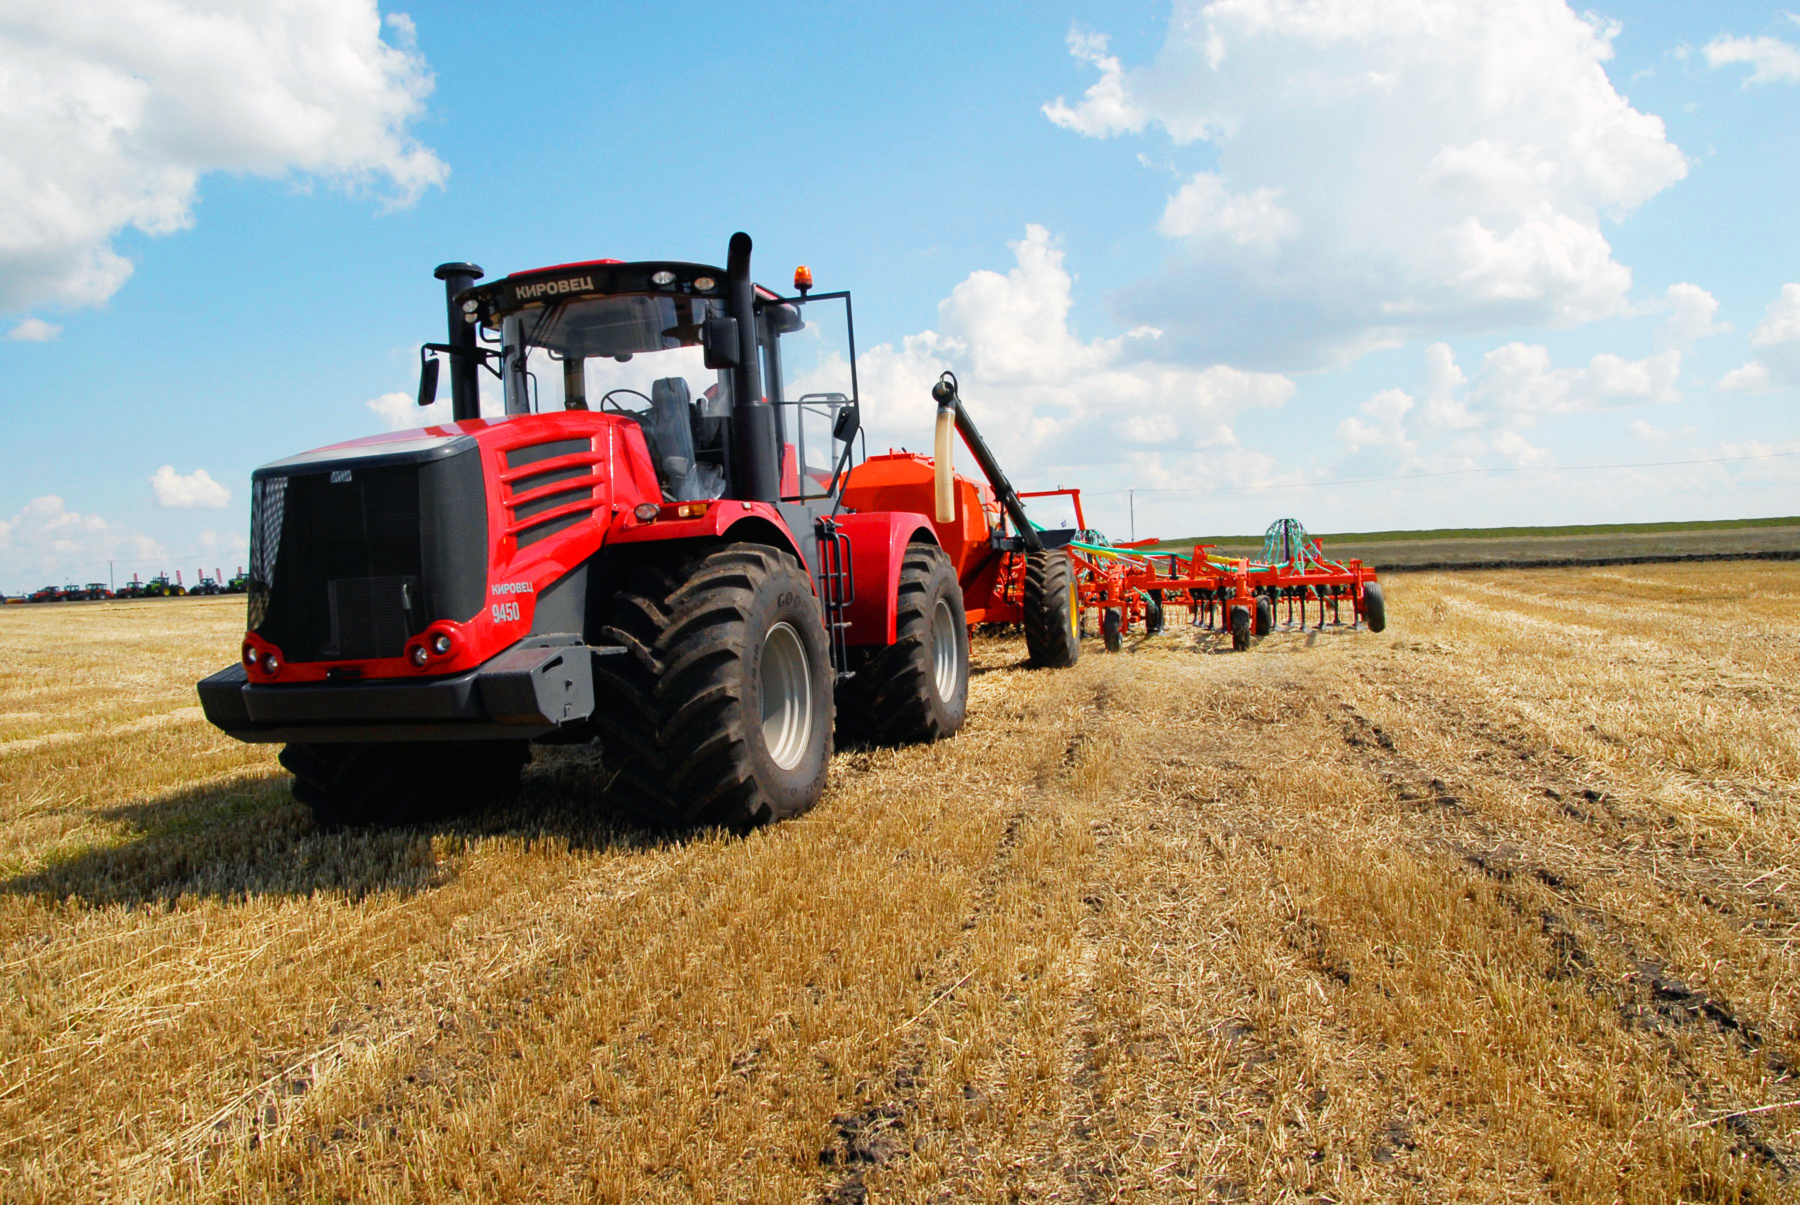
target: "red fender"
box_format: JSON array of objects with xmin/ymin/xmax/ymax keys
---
[
  {"xmin": 605, "ymin": 497, "xmax": 810, "ymax": 575},
  {"xmin": 834, "ymin": 511, "xmax": 938, "ymax": 646}
]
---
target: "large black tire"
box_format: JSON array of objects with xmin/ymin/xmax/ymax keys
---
[
  {"xmin": 281, "ymin": 740, "xmax": 529, "ymax": 829},
  {"xmin": 1022, "ymin": 550, "xmax": 1080, "ymax": 668},
  {"xmin": 839, "ymin": 543, "xmax": 969, "ymax": 745},
  {"xmin": 1102, "ymin": 607, "xmax": 1123, "ymax": 653},
  {"xmin": 1362, "ymin": 582, "xmax": 1387, "ymax": 633},
  {"xmin": 1230, "ymin": 604, "xmax": 1252, "ymax": 652},
  {"xmin": 593, "ymin": 542, "xmax": 833, "ymax": 831},
  {"xmin": 1143, "ymin": 591, "xmax": 1164, "ymax": 635},
  {"xmin": 1255, "ymin": 595, "xmax": 1274, "ymax": 637}
]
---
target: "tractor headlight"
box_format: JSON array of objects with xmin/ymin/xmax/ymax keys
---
[
  {"xmin": 692, "ymin": 276, "xmax": 716, "ymax": 291},
  {"xmin": 262, "ymin": 655, "xmax": 279, "ymax": 675},
  {"xmin": 650, "ymin": 270, "xmax": 676, "ymax": 287},
  {"xmin": 432, "ymin": 633, "xmax": 451, "ymax": 656},
  {"xmin": 411, "ymin": 645, "xmax": 430, "ymax": 667}
]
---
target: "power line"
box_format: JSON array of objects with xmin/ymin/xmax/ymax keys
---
[{"xmin": 1081, "ymin": 449, "xmax": 1800, "ymax": 497}]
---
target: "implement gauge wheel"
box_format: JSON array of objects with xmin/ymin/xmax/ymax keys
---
[
  {"xmin": 1022, "ymin": 549, "xmax": 1080, "ymax": 668},
  {"xmin": 838, "ymin": 542, "xmax": 970, "ymax": 746},
  {"xmin": 1230, "ymin": 605, "xmax": 1252, "ymax": 652},
  {"xmin": 1143, "ymin": 591, "xmax": 1164, "ymax": 636},
  {"xmin": 281, "ymin": 740, "xmax": 528, "ymax": 829},
  {"xmin": 593, "ymin": 542, "xmax": 834, "ymax": 831},
  {"xmin": 1255, "ymin": 595, "xmax": 1274, "ymax": 637},
  {"xmin": 1102, "ymin": 607, "xmax": 1123, "ymax": 653},
  {"xmin": 1361, "ymin": 582, "xmax": 1387, "ymax": 633}
]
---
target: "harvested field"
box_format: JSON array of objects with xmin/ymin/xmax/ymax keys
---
[{"xmin": 2, "ymin": 564, "xmax": 1798, "ymax": 1202}]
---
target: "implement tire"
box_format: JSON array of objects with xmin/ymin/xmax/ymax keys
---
[
  {"xmin": 1230, "ymin": 605, "xmax": 1252, "ymax": 652},
  {"xmin": 281, "ymin": 740, "xmax": 528, "ymax": 829},
  {"xmin": 1022, "ymin": 549, "xmax": 1080, "ymax": 669},
  {"xmin": 593, "ymin": 542, "xmax": 833, "ymax": 831},
  {"xmin": 839, "ymin": 542, "xmax": 969, "ymax": 746},
  {"xmin": 1102, "ymin": 607, "xmax": 1123, "ymax": 653},
  {"xmin": 1361, "ymin": 581, "xmax": 1387, "ymax": 633},
  {"xmin": 1254, "ymin": 595, "xmax": 1274, "ymax": 637}
]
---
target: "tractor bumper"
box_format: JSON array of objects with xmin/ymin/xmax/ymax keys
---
[{"xmin": 197, "ymin": 641, "xmax": 602, "ymax": 743}]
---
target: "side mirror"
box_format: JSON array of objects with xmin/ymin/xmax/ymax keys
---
[
  {"xmin": 701, "ymin": 316, "xmax": 740, "ymax": 369},
  {"xmin": 765, "ymin": 302, "xmax": 805, "ymax": 335},
  {"xmin": 417, "ymin": 353, "xmax": 441, "ymax": 407},
  {"xmin": 832, "ymin": 404, "xmax": 860, "ymax": 443}
]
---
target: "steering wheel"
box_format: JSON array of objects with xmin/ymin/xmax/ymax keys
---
[{"xmin": 599, "ymin": 388, "xmax": 652, "ymax": 414}]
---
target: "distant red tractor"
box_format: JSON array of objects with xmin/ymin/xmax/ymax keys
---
[{"xmin": 198, "ymin": 234, "xmax": 1075, "ymax": 829}]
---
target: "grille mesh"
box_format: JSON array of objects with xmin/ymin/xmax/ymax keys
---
[{"xmin": 247, "ymin": 475, "xmax": 287, "ymax": 631}]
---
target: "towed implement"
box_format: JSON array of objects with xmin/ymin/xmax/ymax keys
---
[
  {"xmin": 198, "ymin": 234, "xmax": 1073, "ymax": 830},
  {"xmin": 1039, "ymin": 511, "xmax": 1384, "ymax": 652}
]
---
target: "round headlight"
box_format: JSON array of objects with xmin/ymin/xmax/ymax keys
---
[
  {"xmin": 410, "ymin": 645, "xmax": 430, "ymax": 667},
  {"xmin": 461, "ymin": 298, "xmax": 479, "ymax": 314},
  {"xmin": 633, "ymin": 502, "xmax": 660, "ymax": 522},
  {"xmin": 243, "ymin": 645, "xmax": 258, "ymax": 666},
  {"xmin": 692, "ymin": 276, "xmax": 716, "ymax": 291},
  {"xmin": 262, "ymin": 655, "xmax": 279, "ymax": 674},
  {"xmin": 432, "ymin": 633, "xmax": 451, "ymax": 655},
  {"xmin": 650, "ymin": 270, "xmax": 676, "ymax": 287}
]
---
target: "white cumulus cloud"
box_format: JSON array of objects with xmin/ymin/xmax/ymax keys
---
[
  {"xmin": 1468, "ymin": 343, "xmax": 1682, "ymax": 416},
  {"xmin": 0, "ymin": 495, "xmax": 162, "ymax": 589},
  {"xmin": 4, "ymin": 317, "xmax": 61, "ymax": 342},
  {"xmin": 1044, "ymin": 1, "xmax": 1687, "ymax": 369},
  {"xmin": 1654, "ymin": 283, "xmax": 1729, "ymax": 351},
  {"xmin": 1335, "ymin": 388, "xmax": 1416, "ymax": 454},
  {"xmin": 1157, "ymin": 173, "xmax": 1298, "ymax": 249},
  {"xmin": 1042, "ymin": 30, "xmax": 1147, "ymax": 137},
  {"xmin": 1720, "ymin": 283, "xmax": 1800, "ymax": 393},
  {"xmin": 851, "ymin": 225, "xmax": 1294, "ymax": 493},
  {"xmin": 0, "ymin": 1, "xmax": 446, "ymax": 317},
  {"xmin": 149, "ymin": 465, "xmax": 231, "ymax": 509},
  {"xmin": 367, "ymin": 389, "xmax": 450, "ymax": 430},
  {"xmin": 1705, "ymin": 31, "xmax": 1800, "ymax": 85}
]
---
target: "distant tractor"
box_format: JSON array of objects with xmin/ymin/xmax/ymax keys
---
[
  {"xmin": 144, "ymin": 574, "xmax": 184, "ymax": 598},
  {"xmin": 80, "ymin": 583, "xmax": 113, "ymax": 601},
  {"xmin": 199, "ymin": 233, "xmax": 1078, "ymax": 830},
  {"xmin": 225, "ymin": 568, "xmax": 248, "ymax": 594},
  {"xmin": 114, "ymin": 575, "xmax": 144, "ymax": 600},
  {"xmin": 29, "ymin": 585, "xmax": 59, "ymax": 604},
  {"xmin": 189, "ymin": 571, "xmax": 224, "ymax": 597}
]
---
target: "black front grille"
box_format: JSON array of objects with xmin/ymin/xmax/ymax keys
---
[{"xmin": 248, "ymin": 438, "xmax": 486, "ymax": 662}]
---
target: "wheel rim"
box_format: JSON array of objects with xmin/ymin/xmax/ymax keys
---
[
  {"xmin": 759, "ymin": 621, "xmax": 813, "ymax": 771},
  {"xmin": 931, "ymin": 597, "xmax": 959, "ymax": 702},
  {"xmin": 1067, "ymin": 580, "xmax": 1078, "ymax": 642}
]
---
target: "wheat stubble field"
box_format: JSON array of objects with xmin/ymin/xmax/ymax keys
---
[{"xmin": 2, "ymin": 563, "xmax": 1798, "ymax": 1202}]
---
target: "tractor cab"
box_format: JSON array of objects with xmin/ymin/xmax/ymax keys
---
[{"xmin": 452, "ymin": 260, "xmax": 862, "ymax": 510}]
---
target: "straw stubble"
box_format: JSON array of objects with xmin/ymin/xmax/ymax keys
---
[{"xmin": 0, "ymin": 564, "xmax": 1795, "ymax": 1201}]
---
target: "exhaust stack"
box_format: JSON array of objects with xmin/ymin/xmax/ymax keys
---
[{"xmin": 434, "ymin": 262, "xmax": 485, "ymax": 422}]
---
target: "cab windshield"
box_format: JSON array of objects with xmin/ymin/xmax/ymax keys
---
[{"xmin": 498, "ymin": 294, "xmax": 735, "ymax": 500}]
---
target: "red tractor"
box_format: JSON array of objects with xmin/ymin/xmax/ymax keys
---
[{"xmin": 198, "ymin": 234, "xmax": 1073, "ymax": 829}]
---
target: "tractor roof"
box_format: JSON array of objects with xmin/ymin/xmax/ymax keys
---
[{"xmin": 462, "ymin": 259, "xmax": 782, "ymax": 322}]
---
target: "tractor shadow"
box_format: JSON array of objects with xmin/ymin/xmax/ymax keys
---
[{"xmin": 0, "ymin": 745, "xmax": 683, "ymax": 909}]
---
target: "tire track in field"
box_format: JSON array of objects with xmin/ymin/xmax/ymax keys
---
[{"xmin": 1333, "ymin": 666, "xmax": 1798, "ymax": 1177}]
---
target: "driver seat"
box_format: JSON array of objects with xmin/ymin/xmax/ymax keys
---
[{"xmin": 639, "ymin": 378, "xmax": 724, "ymax": 501}]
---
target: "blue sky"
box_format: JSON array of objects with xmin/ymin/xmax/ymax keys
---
[{"xmin": 1, "ymin": 0, "xmax": 1797, "ymax": 590}]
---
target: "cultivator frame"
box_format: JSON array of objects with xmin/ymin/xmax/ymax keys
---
[{"xmin": 979, "ymin": 488, "xmax": 1385, "ymax": 652}]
